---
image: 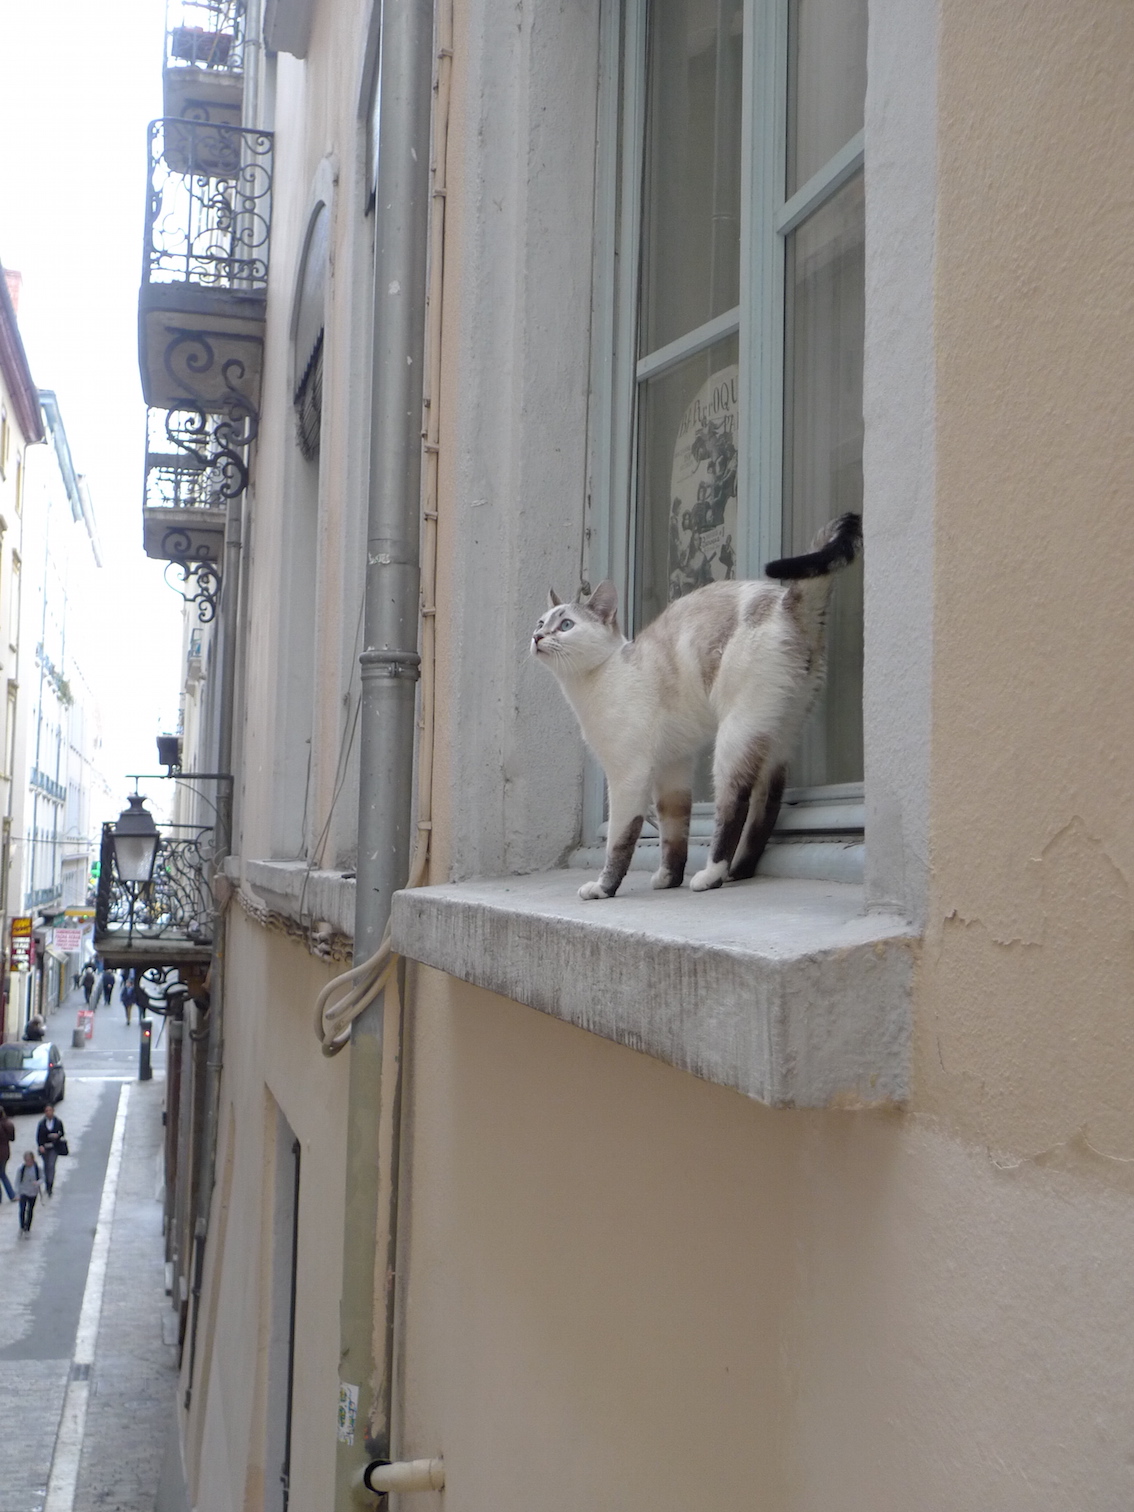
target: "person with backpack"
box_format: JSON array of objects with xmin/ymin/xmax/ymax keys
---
[{"xmin": 15, "ymin": 1152, "xmax": 42, "ymax": 1235}]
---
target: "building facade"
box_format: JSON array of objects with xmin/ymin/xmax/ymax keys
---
[
  {"xmin": 0, "ymin": 267, "xmax": 43, "ymax": 1039},
  {"xmin": 129, "ymin": 0, "xmax": 1134, "ymax": 1509},
  {"xmin": 8, "ymin": 391, "xmax": 105, "ymax": 1020}
]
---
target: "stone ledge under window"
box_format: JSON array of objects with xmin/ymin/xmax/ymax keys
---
[
  {"xmin": 391, "ymin": 871, "xmax": 916, "ymax": 1108},
  {"xmin": 232, "ymin": 857, "xmax": 356, "ymax": 938}
]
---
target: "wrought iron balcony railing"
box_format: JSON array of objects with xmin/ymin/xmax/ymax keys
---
[
  {"xmin": 145, "ymin": 118, "xmax": 270, "ymax": 285},
  {"xmin": 94, "ymin": 821, "xmax": 215, "ymax": 964},
  {"xmin": 138, "ymin": 119, "xmax": 272, "ymax": 416}
]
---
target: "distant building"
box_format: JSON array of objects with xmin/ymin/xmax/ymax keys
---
[
  {"xmin": 7, "ymin": 391, "xmax": 105, "ymax": 1022},
  {"xmin": 0, "ymin": 263, "xmax": 43, "ymax": 1040}
]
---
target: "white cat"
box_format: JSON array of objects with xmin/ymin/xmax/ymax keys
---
[{"xmin": 532, "ymin": 514, "xmax": 861, "ymax": 899}]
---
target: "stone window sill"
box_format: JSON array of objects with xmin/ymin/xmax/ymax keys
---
[
  {"xmin": 233, "ymin": 857, "xmax": 357, "ymax": 938},
  {"xmin": 391, "ymin": 871, "xmax": 916, "ymax": 1108}
]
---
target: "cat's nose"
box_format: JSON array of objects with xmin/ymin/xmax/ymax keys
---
[{"xmin": 532, "ymin": 633, "xmax": 544, "ymax": 647}]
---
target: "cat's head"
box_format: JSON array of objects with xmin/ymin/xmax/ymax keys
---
[{"xmin": 531, "ymin": 582, "xmax": 621, "ymax": 674}]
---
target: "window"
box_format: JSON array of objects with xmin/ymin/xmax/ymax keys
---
[{"xmin": 590, "ymin": 0, "xmax": 866, "ymax": 835}]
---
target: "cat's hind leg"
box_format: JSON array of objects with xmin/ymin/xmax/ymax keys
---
[
  {"xmin": 728, "ymin": 763, "xmax": 786, "ymax": 880},
  {"xmin": 691, "ymin": 725, "xmax": 775, "ymax": 892},
  {"xmin": 651, "ymin": 762, "xmax": 693, "ymax": 889},
  {"xmin": 579, "ymin": 779, "xmax": 649, "ymax": 900}
]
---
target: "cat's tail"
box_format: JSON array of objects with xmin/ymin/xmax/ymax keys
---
[{"xmin": 763, "ymin": 513, "xmax": 862, "ymax": 580}]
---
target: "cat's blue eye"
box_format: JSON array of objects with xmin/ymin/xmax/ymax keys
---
[{"xmin": 559, "ymin": 619, "xmax": 574, "ymax": 631}]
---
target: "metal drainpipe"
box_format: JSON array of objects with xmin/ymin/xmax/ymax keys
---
[
  {"xmin": 335, "ymin": 0, "xmax": 433, "ymax": 1498},
  {"xmin": 183, "ymin": 479, "xmax": 242, "ymax": 1408}
]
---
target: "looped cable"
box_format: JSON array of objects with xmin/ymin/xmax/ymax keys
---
[{"xmin": 314, "ymin": 837, "xmax": 430, "ymax": 1056}]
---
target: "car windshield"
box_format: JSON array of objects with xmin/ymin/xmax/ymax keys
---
[{"xmin": 0, "ymin": 1045, "xmax": 48, "ymax": 1069}]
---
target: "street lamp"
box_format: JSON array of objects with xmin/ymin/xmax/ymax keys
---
[{"xmin": 112, "ymin": 795, "xmax": 160, "ymax": 884}]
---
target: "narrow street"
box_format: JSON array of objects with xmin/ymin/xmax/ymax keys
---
[{"xmin": 0, "ymin": 985, "xmax": 177, "ymax": 1512}]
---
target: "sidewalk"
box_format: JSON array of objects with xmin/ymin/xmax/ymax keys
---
[
  {"xmin": 0, "ymin": 1009, "xmax": 178, "ymax": 1512},
  {"xmin": 72, "ymin": 1075, "xmax": 178, "ymax": 1511}
]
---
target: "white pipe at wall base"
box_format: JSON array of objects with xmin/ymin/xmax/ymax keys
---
[{"xmin": 355, "ymin": 1458, "xmax": 445, "ymax": 1498}]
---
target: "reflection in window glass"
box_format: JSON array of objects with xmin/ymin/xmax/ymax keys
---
[
  {"xmin": 640, "ymin": 0, "xmax": 744, "ymax": 353},
  {"xmin": 635, "ymin": 335, "xmax": 740, "ymax": 632},
  {"xmin": 786, "ymin": 0, "xmax": 867, "ymax": 193},
  {"xmin": 784, "ymin": 172, "xmax": 864, "ymax": 785}
]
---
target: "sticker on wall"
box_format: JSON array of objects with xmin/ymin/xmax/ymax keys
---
[
  {"xmin": 667, "ymin": 363, "xmax": 739, "ymax": 601},
  {"xmin": 338, "ymin": 1381, "xmax": 359, "ymax": 1444}
]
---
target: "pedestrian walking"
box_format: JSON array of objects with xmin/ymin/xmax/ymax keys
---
[
  {"xmin": 80, "ymin": 962, "xmax": 96, "ymax": 1004},
  {"xmin": 121, "ymin": 971, "xmax": 136, "ymax": 1027},
  {"xmin": 15, "ymin": 1152, "xmax": 41, "ymax": 1235},
  {"xmin": 0, "ymin": 1110, "xmax": 15, "ymax": 1202},
  {"xmin": 36, "ymin": 1105, "xmax": 65, "ymax": 1197},
  {"xmin": 100, "ymin": 967, "xmax": 115, "ymax": 1007}
]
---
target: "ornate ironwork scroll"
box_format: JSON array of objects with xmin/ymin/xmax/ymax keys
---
[
  {"xmin": 145, "ymin": 402, "xmax": 256, "ymax": 511},
  {"xmin": 163, "ymin": 548, "xmax": 222, "ymax": 624}
]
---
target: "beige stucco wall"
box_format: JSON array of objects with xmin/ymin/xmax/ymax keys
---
[
  {"xmin": 921, "ymin": 0, "xmax": 1134, "ymax": 1170},
  {"xmin": 397, "ymin": 970, "xmax": 1134, "ymax": 1510},
  {"xmin": 183, "ymin": 913, "xmax": 349, "ymax": 1512}
]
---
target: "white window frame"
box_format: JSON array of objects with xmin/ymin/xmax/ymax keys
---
[{"xmin": 583, "ymin": 0, "xmax": 865, "ymax": 855}]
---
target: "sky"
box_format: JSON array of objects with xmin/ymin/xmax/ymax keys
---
[{"xmin": 0, "ymin": 0, "xmax": 185, "ymax": 828}]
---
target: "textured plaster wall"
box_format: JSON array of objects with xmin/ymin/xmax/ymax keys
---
[
  {"xmin": 398, "ymin": 971, "xmax": 1134, "ymax": 1511},
  {"xmin": 919, "ymin": 0, "xmax": 1134, "ymax": 1167},
  {"xmin": 430, "ymin": 0, "xmax": 601, "ymax": 882}
]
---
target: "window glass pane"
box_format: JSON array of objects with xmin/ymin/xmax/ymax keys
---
[
  {"xmin": 639, "ymin": 0, "xmax": 744, "ymax": 354},
  {"xmin": 786, "ymin": 0, "xmax": 867, "ymax": 194},
  {"xmin": 783, "ymin": 172, "xmax": 864, "ymax": 786},
  {"xmin": 634, "ymin": 335, "xmax": 740, "ymax": 632}
]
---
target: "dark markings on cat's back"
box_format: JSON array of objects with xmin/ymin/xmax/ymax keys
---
[
  {"xmin": 744, "ymin": 589, "xmax": 778, "ymax": 628},
  {"xmin": 686, "ymin": 596, "xmax": 738, "ymax": 692}
]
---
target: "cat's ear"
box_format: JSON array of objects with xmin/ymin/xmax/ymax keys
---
[
  {"xmin": 587, "ymin": 580, "xmax": 619, "ymax": 625},
  {"xmin": 548, "ymin": 589, "xmax": 563, "ymax": 609}
]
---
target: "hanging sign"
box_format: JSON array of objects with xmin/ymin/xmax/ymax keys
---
[
  {"xmin": 10, "ymin": 916, "xmax": 33, "ymax": 971},
  {"xmin": 52, "ymin": 927, "xmax": 84, "ymax": 953}
]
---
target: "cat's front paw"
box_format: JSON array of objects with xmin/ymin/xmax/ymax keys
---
[
  {"xmin": 651, "ymin": 866, "xmax": 683, "ymax": 890},
  {"xmin": 689, "ymin": 861, "xmax": 728, "ymax": 892},
  {"xmin": 578, "ymin": 879, "xmax": 615, "ymax": 900}
]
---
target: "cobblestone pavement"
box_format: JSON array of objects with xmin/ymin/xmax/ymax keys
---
[{"xmin": 0, "ymin": 989, "xmax": 177, "ymax": 1512}]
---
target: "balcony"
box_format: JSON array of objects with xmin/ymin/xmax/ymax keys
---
[
  {"xmin": 138, "ymin": 118, "xmax": 272, "ymax": 417},
  {"xmin": 93, "ymin": 821, "xmax": 215, "ymax": 969},
  {"xmin": 143, "ymin": 405, "xmax": 253, "ymax": 619},
  {"xmin": 163, "ymin": 0, "xmax": 245, "ymax": 146},
  {"xmin": 30, "ymin": 768, "xmax": 67, "ymax": 803}
]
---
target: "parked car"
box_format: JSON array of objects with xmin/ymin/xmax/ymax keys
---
[{"xmin": 0, "ymin": 1042, "xmax": 66, "ymax": 1111}]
